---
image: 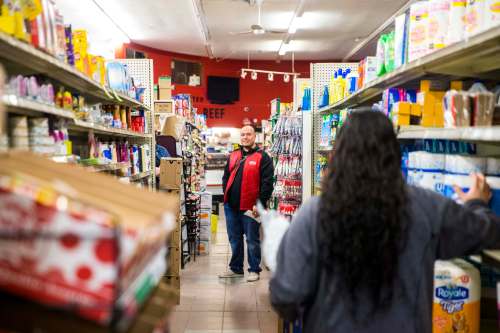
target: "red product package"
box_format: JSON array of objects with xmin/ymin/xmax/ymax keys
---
[{"xmin": 0, "ymin": 174, "xmax": 170, "ymax": 325}]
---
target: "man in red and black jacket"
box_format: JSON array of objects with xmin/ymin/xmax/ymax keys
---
[{"xmin": 219, "ymin": 125, "xmax": 274, "ymax": 282}]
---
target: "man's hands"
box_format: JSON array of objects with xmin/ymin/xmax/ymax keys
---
[
  {"xmin": 252, "ymin": 205, "xmax": 259, "ymax": 218},
  {"xmin": 454, "ymin": 173, "xmax": 492, "ymax": 204}
]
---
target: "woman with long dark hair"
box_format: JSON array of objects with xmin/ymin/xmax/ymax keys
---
[{"xmin": 269, "ymin": 110, "xmax": 500, "ymax": 332}]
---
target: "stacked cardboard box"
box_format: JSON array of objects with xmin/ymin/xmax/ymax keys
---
[
  {"xmin": 158, "ymin": 76, "xmax": 173, "ymax": 101},
  {"xmin": 0, "ymin": 151, "xmax": 179, "ymax": 326},
  {"xmin": 159, "ymin": 158, "xmax": 183, "ymax": 190},
  {"xmin": 198, "ymin": 192, "xmax": 212, "ymax": 255},
  {"xmin": 164, "ymin": 205, "xmax": 181, "ymax": 303}
]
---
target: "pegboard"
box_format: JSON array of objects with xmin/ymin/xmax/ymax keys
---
[
  {"xmin": 115, "ymin": 59, "xmax": 156, "ymax": 187},
  {"xmin": 311, "ymin": 63, "xmax": 358, "ymax": 195}
]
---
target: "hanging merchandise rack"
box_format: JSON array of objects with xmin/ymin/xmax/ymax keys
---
[{"xmin": 269, "ymin": 100, "xmax": 303, "ymax": 218}]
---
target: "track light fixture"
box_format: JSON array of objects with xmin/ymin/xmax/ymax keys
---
[{"xmin": 239, "ymin": 68, "xmax": 299, "ymax": 82}]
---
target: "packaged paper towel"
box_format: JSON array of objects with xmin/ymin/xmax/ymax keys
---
[
  {"xmin": 466, "ymin": 0, "xmax": 487, "ymax": 38},
  {"xmin": 447, "ymin": 0, "xmax": 467, "ymax": 44},
  {"xmin": 433, "ymin": 259, "xmax": 481, "ymax": 333},
  {"xmin": 408, "ymin": 1, "xmax": 430, "ymax": 62},
  {"xmin": 418, "ymin": 152, "xmax": 446, "ymax": 193},
  {"xmin": 486, "ymin": 157, "xmax": 500, "ymax": 175},
  {"xmin": 486, "ymin": 176, "xmax": 500, "ymax": 215},
  {"xmin": 428, "ymin": 0, "xmax": 451, "ymax": 51},
  {"xmin": 484, "ymin": 0, "xmax": 500, "ymax": 30}
]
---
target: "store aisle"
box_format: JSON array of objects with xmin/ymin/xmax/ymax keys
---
[{"xmin": 169, "ymin": 211, "xmax": 278, "ymax": 333}]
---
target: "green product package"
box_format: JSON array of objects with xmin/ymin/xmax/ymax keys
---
[
  {"xmin": 384, "ymin": 31, "xmax": 395, "ymax": 74},
  {"xmin": 376, "ymin": 34, "xmax": 387, "ymax": 77}
]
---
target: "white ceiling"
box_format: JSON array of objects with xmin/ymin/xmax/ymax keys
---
[{"xmin": 55, "ymin": 0, "xmax": 409, "ymax": 61}]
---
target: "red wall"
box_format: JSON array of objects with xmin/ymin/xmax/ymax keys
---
[{"xmin": 116, "ymin": 43, "xmax": 311, "ymax": 127}]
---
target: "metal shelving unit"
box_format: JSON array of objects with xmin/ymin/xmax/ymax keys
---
[
  {"xmin": 398, "ymin": 126, "xmax": 500, "ymax": 142},
  {"xmin": 310, "ymin": 62, "xmax": 358, "ymax": 196},
  {"xmin": 0, "ymin": 31, "xmax": 150, "ymax": 110},
  {"xmin": 71, "ymin": 120, "xmax": 152, "ymax": 138},
  {"xmin": 317, "ymin": 26, "xmax": 500, "ymax": 115}
]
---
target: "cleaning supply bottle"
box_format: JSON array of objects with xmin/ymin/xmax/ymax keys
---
[
  {"xmin": 339, "ymin": 69, "xmax": 350, "ymax": 101},
  {"xmin": 329, "ymin": 71, "xmax": 337, "ymax": 105},
  {"xmin": 346, "ymin": 70, "xmax": 359, "ymax": 97}
]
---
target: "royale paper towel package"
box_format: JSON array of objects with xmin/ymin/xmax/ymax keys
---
[
  {"xmin": 409, "ymin": 2, "xmax": 430, "ymax": 62},
  {"xmin": 433, "ymin": 259, "xmax": 481, "ymax": 333},
  {"xmin": 428, "ymin": 0, "xmax": 451, "ymax": 51},
  {"xmin": 447, "ymin": 0, "xmax": 467, "ymax": 44}
]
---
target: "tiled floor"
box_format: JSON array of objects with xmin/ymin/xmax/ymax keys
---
[{"xmin": 169, "ymin": 212, "xmax": 278, "ymax": 333}]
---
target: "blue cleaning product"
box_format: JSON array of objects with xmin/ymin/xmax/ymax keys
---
[
  {"xmin": 319, "ymin": 85, "xmax": 329, "ymax": 108},
  {"xmin": 302, "ymin": 88, "xmax": 311, "ymax": 111}
]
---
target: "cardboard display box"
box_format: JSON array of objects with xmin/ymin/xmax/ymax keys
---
[
  {"xmin": 154, "ymin": 101, "xmax": 173, "ymax": 114},
  {"xmin": 160, "ymin": 115, "xmax": 185, "ymax": 140},
  {"xmin": 159, "ymin": 88, "xmax": 172, "ymax": 101},
  {"xmin": 158, "ymin": 76, "xmax": 172, "ymax": 89},
  {"xmin": 160, "ymin": 157, "xmax": 183, "ymax": 190},
  {"xmin": 0, "ymin": 152, "xmax": 180, "ymax": 325}
]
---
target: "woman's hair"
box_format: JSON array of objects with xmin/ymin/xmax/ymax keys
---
[{"xmin": 319, "ymin": 109, "xmax": 408, "ymax": 319}]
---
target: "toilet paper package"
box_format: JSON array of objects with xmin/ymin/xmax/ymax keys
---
[
  {"xmin": 447, "ymin": 0, "xmax": 467, "ymax": 44},
  {"xmin": 486, "ymin": 157, "xmax": 500, "ymax": 175},
  {"xmin": 484, "ymin": 0, "xmax": 500, "ymax": 30},
  {"xmin": 486, "ymin": 176, "xmax": 500, "ymax": 215},
  {"xmin": 442, "ymin": 172, "xmax": 471, "ymax": 200},
  {"xmin": 428, "ymin": 0, "xmax": 451, "ymax": 51},
  {"xmin": 408, "ymin": 2, "xmax": 430, "ymax": 62},
  {"xmin": 433, "ymin": 259, "xmax": 481, "ymax": 333},
  {"xmin": 419, "ymin": 152, "xmax": 446, "ymax": 193},
  {"xmin": 466, "ymin": 0, "xmax": 487, "ymax": 38},
  {"xmin": 445, "ymin": 155, "xmax": 487, "ymax": 174},
  {"xmin": 442, "ymin": 155, "xmax": 487, "ymax": 199}
]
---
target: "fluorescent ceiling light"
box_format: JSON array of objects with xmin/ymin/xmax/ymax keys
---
[
  {"xmin": 55, "ymin": 0, "xmax": 131, "ymax": 58},
  {"xmin": 288, "ymin": 16, "xmax": 302, "ymax": 34}
]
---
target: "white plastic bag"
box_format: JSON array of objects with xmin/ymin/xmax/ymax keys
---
[{"xmin": 257, "ymin": 203, "xmax": 290, "ymax": 273}]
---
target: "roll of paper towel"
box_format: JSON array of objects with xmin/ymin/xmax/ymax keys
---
[{"xmin": 433, "ymin": 259, "xmax": 481, "ymax": 333}]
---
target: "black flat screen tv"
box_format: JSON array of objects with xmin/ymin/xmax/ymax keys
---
[{"xmin": 207, "ymin": 76, "xmax": 240, "ymax": 104}]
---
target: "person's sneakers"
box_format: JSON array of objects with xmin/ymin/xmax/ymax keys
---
[
  {"xmin": 218, "ymin": 271, "xmax": 244, "ymax": 279},
  {"xmin": 247, "ymin": 272, "xmax": 260, "ymax": 282}
]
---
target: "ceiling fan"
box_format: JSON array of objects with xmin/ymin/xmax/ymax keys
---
[{"xmin": 230, "ymin": 0, "xmax": 286, "ymax": 36}]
